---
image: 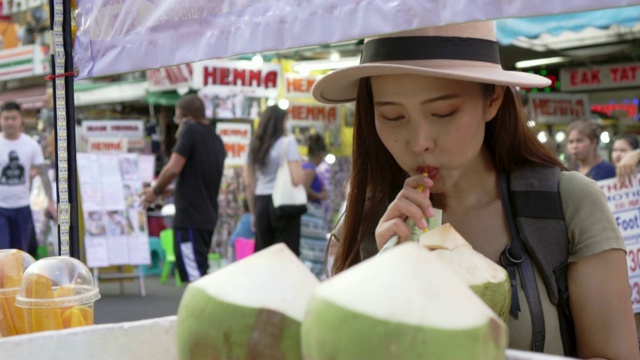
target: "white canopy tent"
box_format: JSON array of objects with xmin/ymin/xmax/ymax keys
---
[{"xmin": 73, "ymin": 0, "xmax": 640, "ymax": 79}]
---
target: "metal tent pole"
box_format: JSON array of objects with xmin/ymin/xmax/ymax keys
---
[{"xmin": 49, "ymin": 0, "xmax": 79, "ymax": 258}]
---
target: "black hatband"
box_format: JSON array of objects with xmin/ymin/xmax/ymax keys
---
[{"xmin": 361, "ymin": 36, "xmax": 500, "ymax": 64}]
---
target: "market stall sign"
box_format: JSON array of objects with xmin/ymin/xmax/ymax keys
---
[
  {"xmin": 591, "ymin": 102, "xmax": 639, "ymax": 119},
  {"xmin": 288, "ymin": 104, "xmax": 338, "ymax": 123},
  {"xmin": 146, "ymin": 64, "xmax": 193, "ymax": 92},
  {"xmin": 87, "ymin": 138, "xmax": 128, "ymax": 153},
  {"xmin": 284, "ymin": 74, "xmax": 320, "ymax": 98},
  {"xmin": 597, "ymin": 177, "xmax": 640, "ymax": 313},
  {"xmin": 82, "ymin": 120, "xmax": 145, "ymax": 139},
  {"xmin": 192, "ymin": 60, "xmax": 280, "ymax": 96},
  {"xmin": 216, "ymin": 122, "xmax": 252, "ymax": 167},
  {"xmin": 0, "ymin": 44, "xmax": 49, "ymax": 81},
  {"xmin": 527, "ymin": 93, "xmax": 589, "ymax": 124},
  {"xmin": 560, "ymin": 62, "xmax": 640, "ymax": 91}
]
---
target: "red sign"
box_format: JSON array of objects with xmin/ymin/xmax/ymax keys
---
[
  {"xmin": 146, "ymin": 64, "xmax": 192, "ymax": 92},
  {"xmin": 192, "ymin": 60, "xmax": 281, "ymax": 98},
  {"xmin": 561, "ymin": 62, "xmax": 640, "ymax": 91},
  {"xmin": 591, "ymin": 103, "xmax": 638, "ymax": 119},
  {"xmin": 87, "ymin": 139, "xmax": 127, "ymax": 153},
  {"xmin": 215, "ymin": 122, "xmax": 252, "ymax": 167},
  {"xmin": 288, "ymin": 104, "xmax": 338, "ymax": 123},
  {"xmin": 284, "ymin": 74, "xmax": 320, "ymax": 98},
  {"xmin": 527, "ymin": 93, "xmax": 589, "ymax": 124}
]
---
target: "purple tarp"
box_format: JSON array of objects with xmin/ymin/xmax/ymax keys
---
[{"xmin": 73, "ymin": 0, "xmax": 640, "ymax": 79}]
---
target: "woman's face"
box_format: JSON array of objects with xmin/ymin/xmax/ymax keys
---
[
  {"xmin": 370, "ymin": 75, "xmax": 503, "ymax": 192},
  {"xmin": 612, "ymin": 139, "xmax": 635, "ymax": 166},
  {"xmin": 566, "ymin": 130, "xmax": 596, "ymax": 163}
]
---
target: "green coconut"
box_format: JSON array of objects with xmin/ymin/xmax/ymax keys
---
[
  {"xmin": 419, "ymin": 224, "xmax": 511, "ymax": 322},
  {"xmin": 302, "ymin": 242, "xmax": 507, "ymax": 360},
  {"xmin": 176, "ymin": 243, "xmax": 319, "ymax": 360}
]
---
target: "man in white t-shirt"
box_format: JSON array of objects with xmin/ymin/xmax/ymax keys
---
[{"xmin": 0, "ymin": 102, "xmax": 54, "ymax": 252}]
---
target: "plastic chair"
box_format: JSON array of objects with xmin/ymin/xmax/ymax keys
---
[
  {"xmin": 208, "ymin": 253, "xmax": 222, "ymax": 271},
  {"xmin": 141, "ymin": 237, "xmax": 164, "ymax": 276},
  {"xmin": 234, "ymin": 238, "xmax": 255, "ymax": 261},
  {"xmin": 160, "ymin": 229, "xmax": 182, "ymax": 286}
]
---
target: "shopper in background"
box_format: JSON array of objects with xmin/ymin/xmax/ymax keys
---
[
  {"xmin": 0, "ymin": 102, "xmax": 55, "ymax": 254},
  {"xmin": 566, "ymin": 120, "xmax": 616, "ymax": 181},
  {"xmin": 303, "ymin": 133, "xmax": 329, "ymax": 204},
  {"xmin": 613, "ymin": 133, "xmax": 640, "ymax": 185},
  {"xmin": 141, "ymin": 94, "xmax": 226, "ymax": 282},
  {"xmin": 244, "ymin": 105, "xmax": 304, "ymax": 255},
  {"xmin": 227, "ymin": 198, "xmax": 255, "ymax": 259}
]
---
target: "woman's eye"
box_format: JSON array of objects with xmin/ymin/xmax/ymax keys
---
[
  {"xmin": 432, "ymin": 110, "xmax": 457, "ymax": 118},
  {"xmin": 382, "ymin": 115, "xmax": 404, "ymax": 121}
]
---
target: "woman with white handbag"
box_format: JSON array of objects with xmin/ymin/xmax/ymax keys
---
[{"xmin": 244, "ymin": 105, "xmax": 306, "ymax": 255}]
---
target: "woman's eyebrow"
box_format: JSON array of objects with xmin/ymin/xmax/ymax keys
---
[{"xmin": 374, "ymin": 94, "xmax": 459, "ymax": 107}]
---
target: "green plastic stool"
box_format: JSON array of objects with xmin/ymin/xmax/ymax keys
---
[
  {"xmin": 208, "ymin": 252, "xmax": 222, "ymax": 272},
  {"xmin": 141, "ymin": 237, "xmax": 164, "ymax": 276},
  {"xmin": 36, "ymin": 245, "xmax": 48, "ymax": 260},
  {"xmin": 160, "ymin": 229, "xmax": 182, "ymax": 287}
]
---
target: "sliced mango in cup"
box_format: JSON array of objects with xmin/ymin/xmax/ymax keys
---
[
  {"xmin": 54, "ymin": 285, "xmax": 76, "ymax": 314},
  {"xmin": 0, "ymin": 297, "xmax": 16, "ymax": 336},
  {"xmin": 31, "ymin": 308, "xmax": 63, "ymax": 332},
  {"xmin": 7, "ymin": 296, "xmax": 26, "ymax": 335},
  {"xmin": 26, "ymin": 274, "xmax": 55, "ymax": 299},
  {"xmin": 75, "ymin": 305, "xmax": 94, "ymax": 325},
  {"xmin": 62, "ymin": 308, "xmax": 86, "ymax": 329},
  {"xmin": 1, "ymin": 251, "xmax": 24, "ymax": 288}
]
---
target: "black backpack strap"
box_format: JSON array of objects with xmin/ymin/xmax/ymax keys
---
[
  {"xmin": 499, "ymin": 173, "xmax": 546, "ymax": 352},
  {"xmin": 508, "ymin": 165, "xmax": 577, "ymax": 357}
]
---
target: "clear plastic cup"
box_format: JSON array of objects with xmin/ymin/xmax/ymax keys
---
[
  {"xmin": 15, "ymin": 256, "xmax": 100, "ymax": 334},
  {"xmin": 0, "ymin": 249, "xmax": 36, "ymax": 337}
]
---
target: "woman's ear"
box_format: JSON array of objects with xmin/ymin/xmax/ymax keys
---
[{"xmin": 483, "ymin": 85, "xmax": 506, "ymax": 122}]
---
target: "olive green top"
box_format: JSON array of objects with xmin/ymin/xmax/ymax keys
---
[{"xmin": 508, "ymin": 171, "xmax": 625, "ymax": 355}]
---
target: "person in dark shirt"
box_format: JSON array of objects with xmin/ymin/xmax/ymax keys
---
[
  {"xmin": 142, "ymin": 94, "xmax": 226, "ymax": 282},
  {"xmin": 566, "ymin": 120, "xmax": 616, "ymax": 181}
]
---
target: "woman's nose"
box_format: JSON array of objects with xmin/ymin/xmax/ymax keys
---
[{"xmin": 407, "ymin": 119, "xmax": 434, "ymax": 154}]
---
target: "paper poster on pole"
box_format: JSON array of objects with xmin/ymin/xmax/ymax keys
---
[
  {"xmin": 138, "ymin": 155, "xmax": 155, "ymax": 183},
  {"xmin": 78, "ymin": 153, "xmax": 151, "ymax": 267},
  {"xmin": 597, "ymin": 177, "xmax": 640, "ymax": 313},
  {"xmin": 76, "ymin": 153, "xmax": 101, "ymax": 182},
  {"xmin": 216, "ymin": 122, "xmax": 252, "ymax": 167},
  {"xmin": 84, "ymin": 237, "xmax": 109, "ymax": 268},
  {"xmin": 79, "ymin": 183, "xmax": 104, "ymax": 211}
]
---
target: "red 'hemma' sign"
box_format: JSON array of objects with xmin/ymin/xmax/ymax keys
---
[
  {"xmin": 288, "ymin": 104, "xmax": 338, "ymax": 122},
  {"xmin": 202, "ymin": 67, "xmax": 278, "ymax": 88}
]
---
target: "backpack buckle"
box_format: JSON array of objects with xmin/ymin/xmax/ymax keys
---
[{"xmin": 500, "ymin": 245, "xmax": 524, "ymax": 266}]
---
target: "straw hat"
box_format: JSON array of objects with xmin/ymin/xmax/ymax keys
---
[{"xmin": 312, "ymin": 21, "xmax": 551, "ymax": 104}]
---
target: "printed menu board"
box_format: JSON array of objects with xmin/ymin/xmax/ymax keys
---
[{"xmin": 78, "ymin": 153, "xmax": 152, "ymax": 267}]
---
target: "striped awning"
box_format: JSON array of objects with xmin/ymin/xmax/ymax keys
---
[{"xmin": 0, "ymin": 86, "xmax": 49, "ymax": 110}]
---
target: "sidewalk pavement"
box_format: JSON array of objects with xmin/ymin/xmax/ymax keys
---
[{"xmin": 94, "ymin": 274, "xmax": 186, "ymax": 324}]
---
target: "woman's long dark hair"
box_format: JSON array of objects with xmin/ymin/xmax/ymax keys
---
[
  {"xmin": 248, "ymin": 105, "xmax": 288, "ymax": 170},
  {"xmin": 332, "ymin": 78, "xmax": 565, "ymax": 275}
]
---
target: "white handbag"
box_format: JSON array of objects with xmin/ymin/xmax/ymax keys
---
[{"xmin": 272, "ymin": 136, "xmax": 308, "ymax": 215}]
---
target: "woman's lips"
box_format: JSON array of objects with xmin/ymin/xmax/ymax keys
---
[{"xmin": 416, "ymin": 166, "xmax": 439, "ymax": 180}]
